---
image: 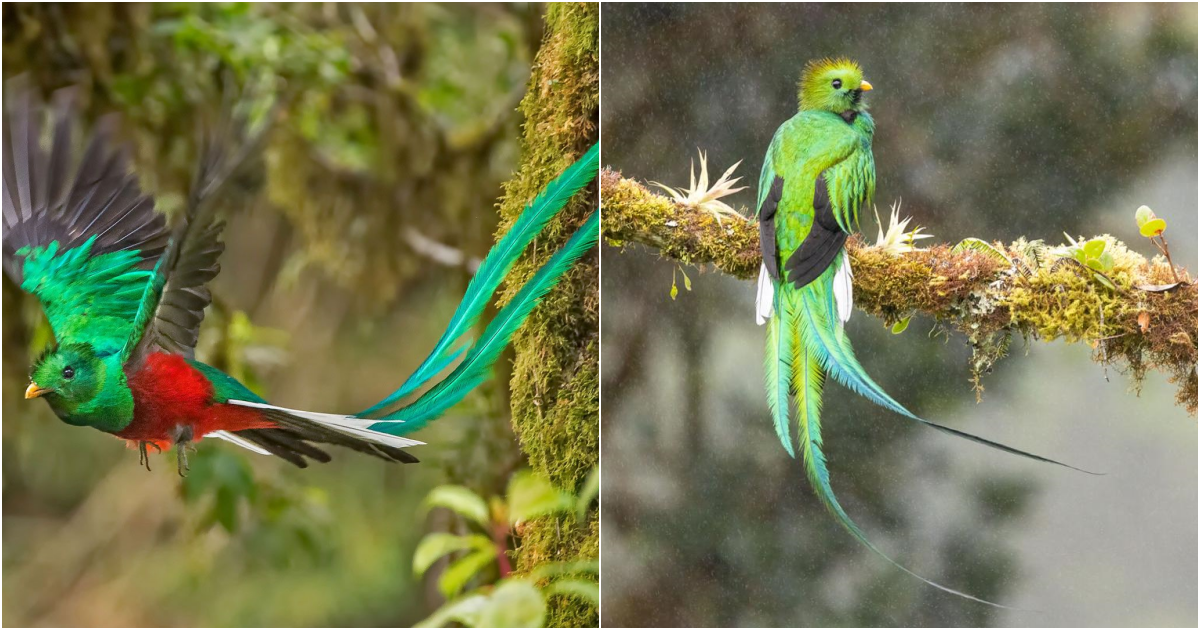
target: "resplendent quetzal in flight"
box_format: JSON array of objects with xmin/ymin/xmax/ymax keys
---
[
  {"xmin": 4, "ymin": 83, "xmax": 599, "ymax": 476},
  {"xmin": 753, "ymin": 58, "xmax": 1093, "ymax": 606}
]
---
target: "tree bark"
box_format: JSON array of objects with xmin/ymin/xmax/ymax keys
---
[{"xmin": 601, "ymin": 167, "xmax": 1198, "ymax": 414}]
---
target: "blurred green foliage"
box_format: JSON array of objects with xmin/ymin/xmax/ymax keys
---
[
  {"xmin": 2, "ymin": 3, "xmax": 554, "ymax": 626},
  {"xmin": 414, "ymin": 468, "xmax": 599, "ymax": 627}
]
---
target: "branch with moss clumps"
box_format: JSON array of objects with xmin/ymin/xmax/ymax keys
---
[{"xmin": 600, "ymin": 167, "xmax": 1198, "ymax": 414}]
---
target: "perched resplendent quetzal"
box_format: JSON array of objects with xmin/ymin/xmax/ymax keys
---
[
  {"xmin": 754, "ymin": 58, "xmax": 1091, "ymax": 606},
  {"xmin": 4, "ymin": 84, "xmax": 599, "ymax": 475}
]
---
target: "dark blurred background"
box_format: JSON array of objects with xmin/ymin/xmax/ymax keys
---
[
  {"xmin": 3, "ymin": 3, "xmax": 546, "ymax": 626},
  {"xmin": 601, "ymin": 3, "xmax": 1197, "ymax": 627}
]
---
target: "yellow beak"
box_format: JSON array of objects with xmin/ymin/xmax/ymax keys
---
[
  {"xmin": 25, "ymin": 382, "xmax": 52, "ymax": 399},
  {"xmin": 859, "ymin": 80, "xmax": 873, "ymax": 92}
]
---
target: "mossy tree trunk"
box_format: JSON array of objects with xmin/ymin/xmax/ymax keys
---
[{"xmin": 495, "ymin": 3, "xmax": 599, "ymax": 627}]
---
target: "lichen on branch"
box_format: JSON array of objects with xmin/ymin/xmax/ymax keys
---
[{"xmin": 600, "ymin": 167, "xmax": 1198, "ymax": 414}]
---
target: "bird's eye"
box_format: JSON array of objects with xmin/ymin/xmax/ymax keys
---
[
  {"xmin": 62, "ymin": 366, "xmax": 75, "ymax": 380},
  {"xmin": 832, "ymin": 79, "xmax": 842, "ymax": 89}
]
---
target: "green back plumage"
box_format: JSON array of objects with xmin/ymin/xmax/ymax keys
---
[
  {"xmin": 19, "ymin": 237, "xmax": 156, "ymax": 354},
  {"xmin": 188, "ymin": 359, "xmax": 268, "ymax": 404},
  {"xmin": 762, "ymin": 111, "xmax": 874, "ymax": 258}
]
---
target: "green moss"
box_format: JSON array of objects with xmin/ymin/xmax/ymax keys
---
[
  {"xmin": 495, "ymin": 3, "xmax": 599, "ymax": 626},
  {"xmin": 600, "ymin": 169, "xmax": 760, "ymax": 278}
]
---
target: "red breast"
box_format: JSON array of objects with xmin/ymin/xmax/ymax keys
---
[{"xmin": 119, "ymin": 353, "xmax": 274, "ymax": 442}]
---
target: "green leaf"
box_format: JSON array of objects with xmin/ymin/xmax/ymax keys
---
[
  {"xmin": 423, "ymin": 485, "xmax": 490, "ymax": 527},
  {"xmin": 1139, "ymin": 218, "xmax": 1166, "ymax": 238},
  {"xmin": 1099, "ymin": 251, "xmax": 1114, "ymax": 272},
  {"xmin": 890, "ymin": 316, "xmax": 911, "ymax": 335},
  {"xmin": 1083, "ymin": 238, "xmax": 1106, "ymax": 260},
  {"xmin": 416, "ymin": 593, "xmax": 489, "ymax": 628},
  {"xmin": 506, "ymin": 471, "xmax": 573, "ymax": 524},
  {"xmin": 670, "ymin": 268, "xmax": 679, "ymax": 300},
  {"xmin": 545, "ymin": 578, "xmax": 600, "ymax": 605},
  {"xmin": 951, "ymin": 238, "xmax": 1010, "ymax": 264},
  {"xmin": 413, "ymin": 533, "xmax": 494, "ymax": 576},
  {"xmin": 1093, "ymin": 270, "xmax": 1119, "ymax": 291},
  {"xmin": 1135, "ymin": 205, "xmax": 1156, "ymax": 228},
  {"xmin": 575, "ymin": 466, "xmax": 599, "ymax": 523},
  {"xmin": 680, "ymin": 266, "xmax": 692, "ymax": 291},
  {"xmin": 439, "ymin": 548, "xmax": 498, "ymax": 598},
  {"xmin": 476, "ymin": 580, "xmax": 547, "ymax": 628}
]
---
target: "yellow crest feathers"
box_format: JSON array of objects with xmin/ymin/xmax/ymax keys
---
[
  {"xmin": 797, "ymin": 57, "xmax": 866, "ymax": 111},
  {"xmin": 801, "ymin": 57, "xmax": 862, "ymax": 83}
]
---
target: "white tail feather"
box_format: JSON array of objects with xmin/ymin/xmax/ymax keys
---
[
  {"xmin": 755, "ymin": 264, "xmax": 775, "ymax": 325},
  {"xmin": 208, "ymin": 430, "xmax": 273, "ymax": 456},
  {"xmin": 228, "ymin": 400, "xmax": 426, "ymax": 450},
  {"xmin": 834, "ymin": 250, "xmax": 853, "ymax": 323}
]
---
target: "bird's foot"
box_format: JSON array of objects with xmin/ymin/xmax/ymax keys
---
[
  {"xmin": 169, "ymin": 425, "xmax": 196, "ymax": 477},
  {"xmin": 137, "ymin": 441, "xmax": 162, "ymax": 472},
  {"xmin": 176, "ymin": 443, "xmax": 196, "ymax": 477}
]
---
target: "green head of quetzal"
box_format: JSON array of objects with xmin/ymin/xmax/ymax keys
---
[{"xmin": 797, "ymin": 57, "xmax": 873, "ymax": 117}]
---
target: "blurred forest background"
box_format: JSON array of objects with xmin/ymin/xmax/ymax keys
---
[
  {"xmin": 601, "ymin": 3, "xmax": 1197, "ymax": 627},
  {"xmin": 2, "ymin": 3, "xmax": 597, "ymax": 626}
]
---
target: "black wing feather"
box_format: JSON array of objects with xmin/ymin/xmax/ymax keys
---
[
  {"xmin": 233, "ymin": 428, "xmax": 335, "ymax": 468},
  {"xmin": 783, "ymin": 170, "xmax": 848, "ymax": 289},
  {"xmin": 128, "ymin": 82, "xmax": 280, "ymax": 362},
  {"xmin": 2, "ymin": 80, "xmax": 167, "ymax": 283},
  {"xmin": 758, "ymin": 175, "xmax": 784, "ymax": 280}
]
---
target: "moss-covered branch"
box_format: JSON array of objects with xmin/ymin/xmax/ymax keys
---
[{"xmin": 601, "ymin": 167, "xmax": 1198, "ymax": 414}]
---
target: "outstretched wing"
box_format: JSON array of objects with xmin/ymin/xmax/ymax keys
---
[
  {"xmin": 3, "ymin": 81, "xmax": 169, "ymax": 352},
  {"xmin": 123, "ymin": 87, "xmax": 276, "ymax": 364}
]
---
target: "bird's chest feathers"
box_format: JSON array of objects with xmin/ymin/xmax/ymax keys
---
[{"xmin": 120, "ymin": 353, "xmax": 215, "ymax": 439}]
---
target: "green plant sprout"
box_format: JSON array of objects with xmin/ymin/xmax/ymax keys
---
[
  {"xmin": 1059, "ymin": 233, "xmax": 1119, "ymax": 291},
  {"xmin": 413, "ymin": 468, "xmax": 599, "ymax": 627},
  {"xmin": 670, "ymin": 264, "xmax": 692, "ymax": 300},
  {"xmin": 1135, "ymin": 205, "xmax": 1180, "ymax": 283}
]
